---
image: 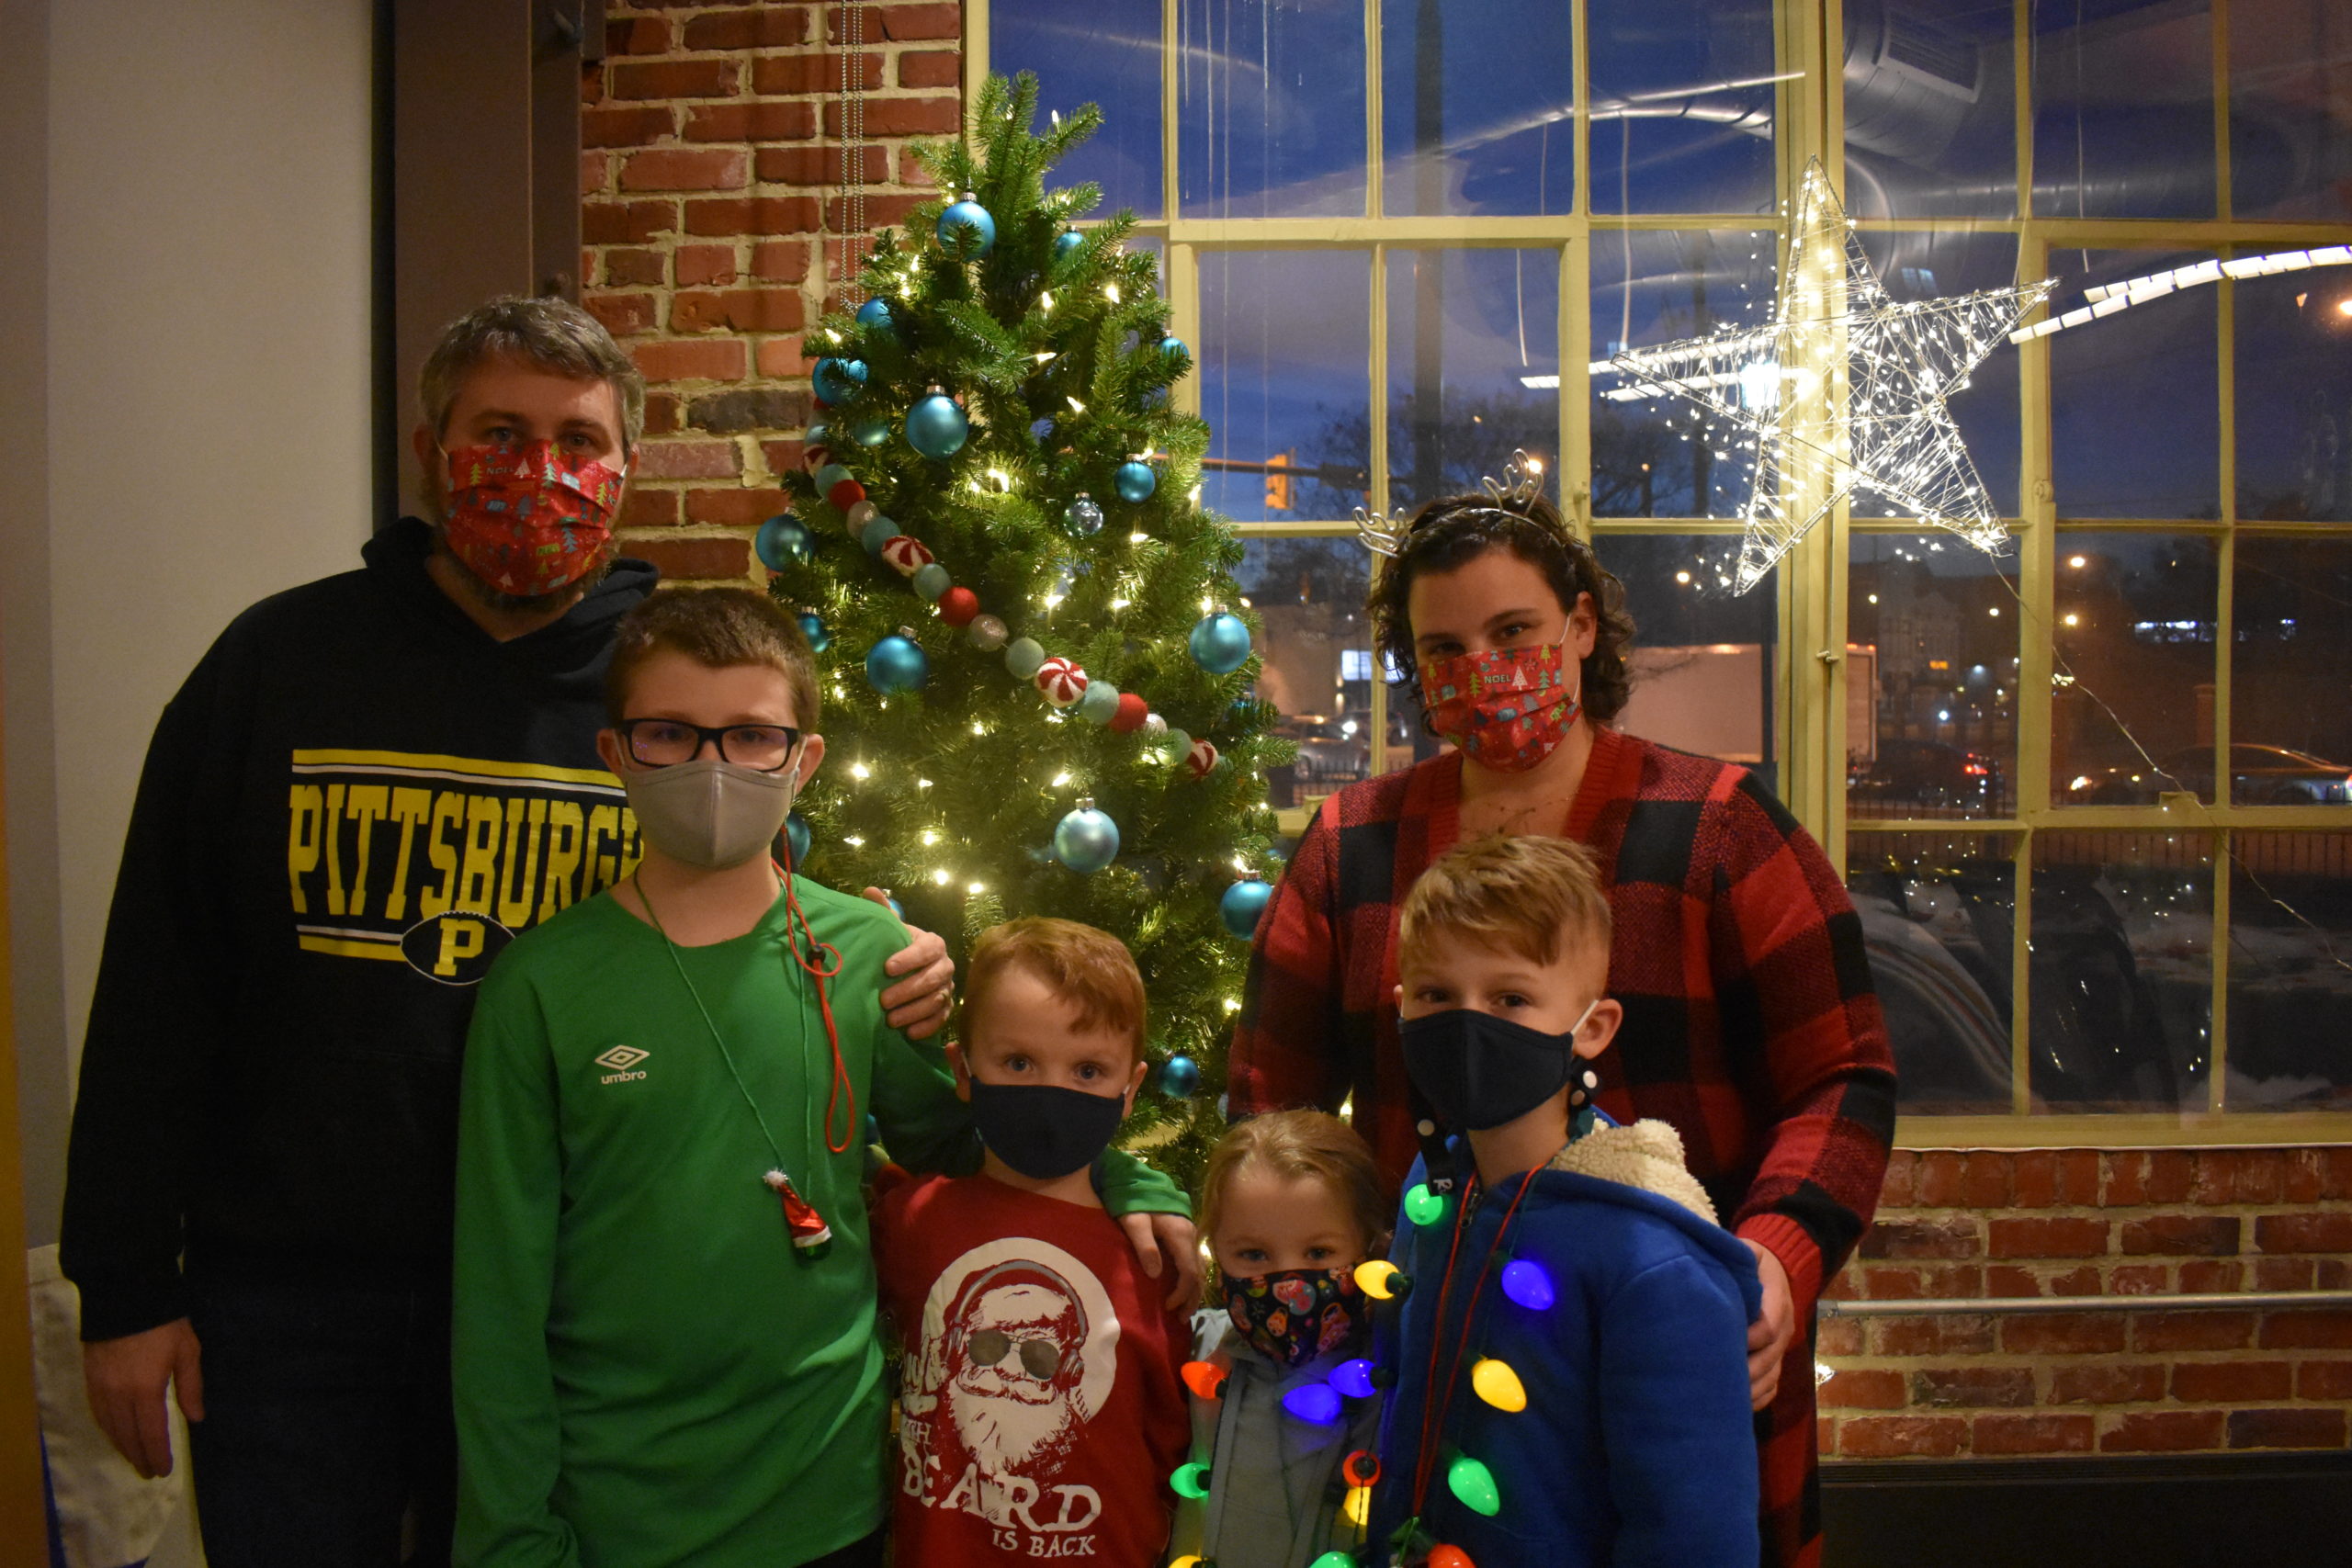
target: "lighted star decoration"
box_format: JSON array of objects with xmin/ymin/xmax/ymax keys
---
[{"xmin": 1599, "ymin": 159, "xmax": 2055, "ymax": 592}]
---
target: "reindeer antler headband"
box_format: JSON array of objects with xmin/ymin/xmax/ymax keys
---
[{"xmin": 1352, "ymin": 450, "xmax": 1552, "ymax": 558}]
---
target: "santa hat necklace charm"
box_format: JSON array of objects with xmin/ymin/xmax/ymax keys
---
[{"xmin": 763, "ymin": 1169, "xmax": 832, "ymax": 1260}]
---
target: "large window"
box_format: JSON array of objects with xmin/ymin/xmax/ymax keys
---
[{"xmin": 980, "ymin": 0, "xmax": 2352, "ymax": 1142}]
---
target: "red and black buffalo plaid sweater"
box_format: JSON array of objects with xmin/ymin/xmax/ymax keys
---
[{"xmin": 1229, "ymin": 728, "xmax": 1897, "ymax": 1568}]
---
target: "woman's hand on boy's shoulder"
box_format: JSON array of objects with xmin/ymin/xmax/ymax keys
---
[{"xmin": 868, "ymin": 888, "xmax": 955, "ymax": 1040}]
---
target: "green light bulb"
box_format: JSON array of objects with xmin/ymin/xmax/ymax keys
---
[
  {"xmin": 1447, "ymin": 1453, "xmax": 1502, "ymax": 1517},
  {"xmin": 1308, "ymin": 1554, "xmax": 1358, "ymax": 1568},
  {"xmin": 1403, "ymin": 1181, "xmax": 1452, "ymax": 1227},
  {"xmin": 1171, "ymin": 1461, "xmax": 1213, "ymax": 1500}
]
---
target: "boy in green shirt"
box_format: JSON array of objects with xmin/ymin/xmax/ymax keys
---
[{"xmin": 452, "ymin": 588, "xmax": 1194, "ymax": 1568}]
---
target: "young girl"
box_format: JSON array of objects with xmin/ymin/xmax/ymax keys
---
[{"xmin": 1168, "ymin": 1111, "xmax": 1391, "ymax": 1568}]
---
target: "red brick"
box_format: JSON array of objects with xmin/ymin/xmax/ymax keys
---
[
  {"xmin": 2010, "ymin": 1150, "xmax": 2059, "ymax": 1209},
  {"xmin": 642, "ymin": 392, "xmax": 683, "ymax": 437},
  {"xmin": 584, "ymin": 199, "xmax": 677, "ymax": 244},
  {"xmin": 1912, "ymin": 1367, "xmax": 2036, "ymax": 1408},
  {"xmin": 1817, "ymin": 1416, "xmax": 1837, "ymax": 1457},
  {"xmin": 1986, "ymin": 1265, "xmax": 2041, "ymax": 1299},
  {"xmin": 752, "ymin": 53, "xmax": 883, "ymax": 96},
  {"xmin": 1879, "ymin": 1151, "xmax": 1918, "ymax": 1210},
  {"xmin": 1963, "ymin": 1152, "xmax": 2013, "ymax": 1207},
  {"xmin": 2227, "ymin": 1407, "xmax": 2348, "ymax": 1450},
  {"xmin": 754, "ymin": 336, "xmax": 810, "ymax": 378},
  {"xmin": 582, "ymin": 150, "xmax": 610, "ymax": 196},
  {"xmin": 825, "ymin": 96, "xmax": 960, "ymax": 138},
  {"xmin": 675, "ymin": 244, "xmax": 738, "ymax": 288},
  {"xmin": 842, "ymin": 2, "xmax": 961, "ymax": 41},
  {"xmin": 2256, "ymin": 1257, "xmax": 2317, "ymax": 1292},
  {"xmin": 756, "ymin": 145, "xmax": 890, "ymax": 186},
  {"xmin": 2051, "ymin": 1265, "xmax": 2104, "ymax": 1296},
  {"xmin": 681, "ymin": 6, "xmax": 813, "ymax": 50},
  {"xmin": 2259, "ymin": 1309, "xmax": 2352, "ymax": 1349},
  {"xmin": 581, "ymin": 55, "xmax": 605, "ymax": 107},
  {"xmin": 2172, "ymin": 1359, "xmax": 2292, "ymax": 1402},
  {"xmin": 899, "ymin": 49, "xmax": 959, "ymax": 88},
  {"xmin": 2103, "ymin": 1410, "xmax": 2226, "ymax": 1452},
  {"xmin": 2120, "ymin": 1215, "xmax": 2240, "ymax": 1257},
  {"xmin": 897, "ymin": 145, "xmax": 937, "ymax": 188},
  {"xmin": 1915, "ymin": 1151, "xmax": 1966, "ymax": 1208},
  {"xmin": 632, "ymin": 338, "xmax": 747, "ymax": 384},
  {"xmin": 1872, "ymin": 1314, "xmax": 1995, "ymax": 1357},
  {"xmin": 2219, "ymin": 1150, "xmax": 2286, "ymax": 1204},
  {"xmin": 751, "ymin": 241, "xmax": 811, "ymax": 283},
  {"xmin": 2326, "ymin": 1148, "xmax": 2352, "ymax": 1200},
  {"xmin": 2323, "ymin": 1259, "xmax": 2352, "ymax": 1289},
  {"xmin": 621, "ymin": 149, "xmax": 748, "ymax": 194},
  {"xmin": 2284, "ymin": 1151, "xmax": 2326, "ymax": 1203},
  {"xmin": 618, "ymin": 488, "xmax": 680, "ymax": 528},
  {"xmin": 611, "ymin": 61, "xmax": 739, "ymax": 101},
  {"xmin": 1862, "ymin": 1268, "xmax": 1925, "ymax": 1301},
  {"xmin": 632, "ymin": 440, "xmax": 741, "ymax": 480},
  {"xmin": 1988, "ymin": 1217, "xmax": 2109, "ymax": 1259},
  {"xmin": 684, "ymin": 102, "xmax": 820, "ymax": 143},
  {"xmin": 2104, "ymin": 1152, "xmax": 2150, "ymax": 1206},
  {"xmin": 2058, "ymin": 1151, "xmax": 2101, "ymax": 1206},
  {"xmin": 583, "ymin": 292, "xmax": 657, "ymax": 336},
  {"xmin": 685, "ymin": 487, "xmax": 788, "ymax": 526},
  {"xmin": 2256, "ymin": 1213, "xmax": 2352, "ymax": 1254},
  {"xmin": 1861, "ymin": 1218, "xmax": 1979, "ymax": 1260},
  {"xmin": 1821, "ymin": 1272, "xmax": 1859, "ymax": 1303},
  {"xmin": 2110, "ymin": 1263, "xmax": 2169, "ymax": 1295},
  {"xmin": 2297, "ymin": 1359, "xmax": 2352, "ymax": 1398},
  {"xmin": 1973, "ymin": 1414, "xmax": 2094, "ymax": 1455},
  {"xmin": 1837, "ymin": 1416, "xmax": 1966, "ymax": 1459},
  {"xmin": 2134, "ymin": 1312, "xmax": 2256, "ymax": 1352},
  {"xmin": 1821, "ymin": 1370, "xmax": 1907, "ymax": 1410},
  {"xmin": 585, "ymin": 105, "xmax": 676, "ymax": 149},
  {"xmin": 605, "ymin": 14, "xmax": 670, "ymax": 54},
  {"xmin": 1816, "ymin": 1316, "xmax": 1866, "ymax": 1358},
  {"xmin": 685, "ymin": 197, "xmax": 822, "ymax": 236},
  {"xmin": 602, "ymin": 249, "xmax": 666, "ymax": 288},
  {"xmin": 1921, "ymin": 1264, "xmax": 1986, "ymax": 1298},
  {"xmin": 2177, "ymin": 1260, "xmax": 2243, "ymax": 1293},
  {"xmin": 2000, "ymin": 1314, "xmax": 2126, "ymax": 1355},
  {"xmin": 633, "ymin": 535, "xmax": 752, "ymax": 581},
  {"xmin": 2051, "ymin": 1363, "xmax": 2165, "ymax": 1404},
  {"xmin": 2144, "ymin": 1150, "xmax": 2196, "ymax": 1203},
  {"xmin": 671, "ymin": 289, "xmax": 807, "ymax": 334}
]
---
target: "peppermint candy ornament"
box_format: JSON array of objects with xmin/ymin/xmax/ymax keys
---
[
  {"xmin": 1184, "ymin": 738, "xmax": 1221, "ymax": 779},
  {"xmin": 1035, "ymin": 656, "xmax": 1089, "ymax": 707},
  {"xmin": 880, "ymin": 536, "xmax": 935, "ymax": 577}
]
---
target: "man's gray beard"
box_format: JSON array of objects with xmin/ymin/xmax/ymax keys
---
[
  {"xmin": 950, "ymin": 1380, "xmax": 1080, "ymax": 1479},
  {"xmin": 427, "ymin": 516, "xmax": 616, "ymax": 612}
]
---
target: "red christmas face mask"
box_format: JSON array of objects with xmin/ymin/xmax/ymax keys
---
[
  {"xmin": 437, "ymin": 438, "xmax": 627, "ymax": 599},
  {"xmin": 1419, "ymin": 637, "xmax": 1582, "ymax": 773}
]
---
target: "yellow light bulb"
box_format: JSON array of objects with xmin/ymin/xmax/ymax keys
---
[
  {"xmin": 851, "ymin": 762, "xmax": 871, "ymax": 781},
  {"xmin": 1354, "ymin": 1259, "xmax": 1402, "ymax": 1300},
  {"xmin": 931, "ymin": 868, "xmax": 950, "ymax": 886},
  {"xmin": 1343, "ymin": 1484, "xmax": 1371, "ymax": 1528},
  {"xmin": 1472, "ymin": 1358, "xmax": 1528, "ymax": 1413}
]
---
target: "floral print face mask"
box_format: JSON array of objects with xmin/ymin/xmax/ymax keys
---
[{"xmin": 1222, "ymin": 1267, "xmax": 1368, "ymax": 1370}]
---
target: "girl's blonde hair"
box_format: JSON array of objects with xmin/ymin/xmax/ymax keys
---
[{"xmin": 1201, "ymin": 1111, "xmax": 1392, "ymax": 1255}]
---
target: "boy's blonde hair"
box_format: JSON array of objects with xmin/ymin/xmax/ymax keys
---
[
  {"xmin": 605, "ymin": 585, "xmax": 820, "ymax": 729},
  {"xmin": 1200, "ymin": 1111, "xmax": 1391, "ymax": 1256},
  {"xmin": 961, "ymin": 918, "xmax": 1147, "ymax": 1065},
  {"xmin": 1397, "ymin": 832, "xmax": 1612, "ymax": 972}
]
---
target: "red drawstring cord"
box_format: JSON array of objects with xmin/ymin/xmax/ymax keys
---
[{"xmin": 773, "ymin": 853, "xmax": 855, "ymax": 1154}]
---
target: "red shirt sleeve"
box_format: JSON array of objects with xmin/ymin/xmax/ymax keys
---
[{"xmin": 1228, "ymin": 794, "xmax": 1348, "ymax": 1117}]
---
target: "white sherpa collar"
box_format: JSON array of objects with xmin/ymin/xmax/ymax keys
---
[{"xmin": 1545, "ymin": 1119, "xmax": 1721, "ymax": 1226}]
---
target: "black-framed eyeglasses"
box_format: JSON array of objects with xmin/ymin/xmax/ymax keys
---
[
  {"xmin": 618, "ymin": 718, "xmax": 802, "ymax": 772},
  {"xmin": 965, "ymin": 1328, "xmax": 1065, "ymax": 1381}
]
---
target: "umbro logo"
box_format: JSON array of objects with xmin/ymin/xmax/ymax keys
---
[{"xmin": 596, "ymin": 1044, "xmax": 649, "ymax": 1084}]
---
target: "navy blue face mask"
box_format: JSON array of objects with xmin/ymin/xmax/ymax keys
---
[
  {"xmin": 967, "ymin": 1079, "xmax": 1127, "ymax": 1180},
  {"xmin": 1397, "ymin": 1003, "xmax": 1599, "ymax": 1132}
]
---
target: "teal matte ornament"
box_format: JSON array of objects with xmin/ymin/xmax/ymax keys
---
[
  {"xmin": 854, "ymin": 297, "xmax": 893, "ymax": 332},
  {"xmin": 785, "ymin": 812, "xmax": 811, "ymax": 868},
  {"xmin": 1158, "ymin": 1054, "xmax": 1201, "ymax": 1096},
  {"xmin": 911, "ymin": 563, "xmax": 952, "ymax": 602},
  {"xmin": 814, "ymin": 463, "xmax": 853, "ymax": 494},
  {"xmin": 804, "ymin": 421, "xmax": 831, "ymax": 452},
  {"xmin": 811, "ymin": 357, "xmax": 867, "ymax": 405},
  {"xmin": 864, "ymin": 632, "xmax": 928, "ymax": 694},
  {"xmin": 1189, "ymin": 612, "xmax": 1253, "ymax": 674},
  {"xmin": 859, "ymin": 516, "xmax": 899, "ymax": 554},
  {"xmin": 1004, "ymin": 637, "xmax": 1046, "ymax": 680},
  {"xmin": 1076, "ymin": 680, "xmax": 1121, "ymax": 723},
  {"xmin": 1053, "ymin": 798, "xmax": 1120, "ymax": 874},
  {"xmin": 937, "ymin": 194, "xmax": 997, "ymax": 256},
  {"xmin": 1220, "ymin": 874, "xmax": 1272, "ymax": 939},
  {"xmin": 754, "ymin": 514, "xmax": 815, "ymax": 570},
  {"xmin": 796, "ymin": 612, "xmax": 831, "ymax": 653},
  {"xmin": 1159, "ymin": 335, "xmax": 1190, "ymax": 363},
  {"xmin": 1114, "ymin": 460, "xmax": 1157, "ymax": 502},
  {"xmin": 905, "ymin": 391, "xmax": 969, "ymax": 459},
  {"xmin": 850, "ymin": 415, "xmax": 890, "ymax": 447},
  {"xmin": 1053, "ymin": 229, "xmax": 1084, "ymax": 264}
]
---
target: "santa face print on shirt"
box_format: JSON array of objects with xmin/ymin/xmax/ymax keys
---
[{"xmin": 900, "ymin": 1237, "xmax": 1122, "ymax": 1553}]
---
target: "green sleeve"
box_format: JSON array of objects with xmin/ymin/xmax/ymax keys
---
[
  {"xmin": 1100, "ymin": 1146, "xmax": 1191, "ymax": 1218},
  {"xmin": 867, "ymin": 1019, "xmax": 982, "ymax": 1177},
  {"xmin": 451, "ymin": 966, "xmax": 580, "ymax": 1568}
]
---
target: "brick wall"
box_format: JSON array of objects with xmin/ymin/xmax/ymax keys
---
[
  {"xmin": 1819, "ymin": 1147, "xmax": 2352, "ymax": 1461},
  {"xmin": 580, "ymin": 2, "xmax": 964, "ymax": 585}
]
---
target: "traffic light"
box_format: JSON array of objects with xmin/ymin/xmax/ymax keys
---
[{"xmin": 1264, "ymin": 450, "xmax": 1294, "ymax": 512}]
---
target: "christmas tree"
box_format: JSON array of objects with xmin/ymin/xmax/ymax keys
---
[{"xmin": 761, "ymin": 73, "xmax": 1286, "ymax": 1179}]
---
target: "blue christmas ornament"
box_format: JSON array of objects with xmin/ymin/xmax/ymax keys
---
[
  {"xmin": 785, "ymin": 812, "xmax": 811, "ymax": 867},
  {"xmin": 854, "ymin": 297, "xmax": 894, "ymax": 332},
  {"xmin": 796, "ymin": 611, "xmax": 831, "ymax": 653},
  {"xmin": 754, "ymin": 513, "xmax": 815, "ymax": 570},
  {"xmin": 860, "ymin": 515, "xmax": 899, "ymax": 554},
  {"xmin": 1053, "ymin": 799, "xmax": 1120, "ymax": 874},
  {"xmin": 814, "ymin": 462, "xmax": 853, "ymax": 494},
  {"xmin": 1064, "ymin": 494, "xmax": 1103, "ymax": 536},
  {"xmin": 880, "ymin": 890, "xmax": 905, "ymax": 919},
  {"xmin": 1004, "ymin": 637, "xmax": 1046, "ymax": 680},
  {"xmin": 1500, "ymin": 1259, "xmax": 1557, "ymax": 1313},
  {"xmin": 1159, "ymin": 335, "xmax": 1190, "ymax": 364},
  {"xmin": 811, "ymin": 356, "xmax": 867, "ymax": 405},
  {"xmin": 906, "ymin": 391, "xmax": 969, "ymax": 458},
  {"xmin": 1158, "ymin": 1054, "xmax": 1202, "ymax": 1097},
  {"xmin": 1281, "ymin": 1382, "xmax": 1343, "ymax": 1427},
  {"xmin": 1190, "ymin": 612, "xmax": 1254, "ymax": 675},
  {"xmin": 911, "ymin": 562, "xmax": 952, "ymax": 602},
  {"xmin": 1220, "ymin": 875, "xmax": 1273, "ymax": 940},
  {"xmin": 804, "ymin": 421, "xmax": 831, "ymax": 452},
  {"xmin": 1053, "ymin": 229, "xmax": 1084, "ymax": 264},
  {"xmin": 1114, "ymin": 460, "xmax": 1157, "ymax": 503},
  {"xmin": 850, "ymin": 415, "xmax": 890, "ymax": 447},
  {"xmin": 936, "ymin": 194, "xmax": 996, "ymax": 255},
  {"xmin": 865, "ymin": 631, "xmax": 928, "ymax": 694},
  {"xmin": 1329, "ymin": 1359, "xmax": 1377, "ymax": 1400},
  {"xmin": 1076, "ymin": 681, "xmax": 1121, "ymax": 724}
]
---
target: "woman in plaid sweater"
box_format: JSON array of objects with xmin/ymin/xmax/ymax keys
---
[{"xmin": 1228, "ymin": 484, "xmax": 1896, "ymax": 1568}]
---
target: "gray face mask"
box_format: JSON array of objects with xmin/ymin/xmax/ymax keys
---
[{"xmin": 621, "ymin": 756, "xmax": 799, "ymax": 871}]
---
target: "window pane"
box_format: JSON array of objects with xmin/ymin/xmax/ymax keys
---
[
  {"xmin": 1379, "ymin": 0, "xmax": 1575, "ymax": 217},
  {"xmin": 1847, "ymin": 231, "xmax": 2025, "ymax": 519},
  {"xmin": 2233, "ymin": 270, "xmax": 2352, "ymax": 522},
  {"xmin": 2030, "ymin": 0, "xmax": 2216, "ymax": 221},
  {"xmin": 2228, "ymin": 833, "xmax": 2352, "ymax": 1109},
  {"xmin": 1177, "ymin": 0, "xmax": 1366, "ymax": 218},
  {"xmin": 2225, "ymin": 0, "xmax": 2352, "ymax": 223},
  {"xmin": 1846, "ymin": 831, "xmax": 2018, "ymax": 1114},
  {"xmin": 1590, "ymin": 230, "xmax": 1777, "ymax": 519},
  {"xmin": 995, "ymin": 1, "xmax": 1165, "ymax": 219},
  {"xmin": 1201, "ymin": 252, "xmax": 1372, "ymax": 522},
  {"xmin": 2050, "ymin": 250, "xmax": 2219, "ymax": 519},
  {"xmin": 1848, "ymin": 534, "xmax": 2019, "ymax": 820},
  {"xmin": 2029, "ymin": 829, "xmax": 2212, "ymax": 1111},
  {"xmin": 1589, "ymin": 0, "xmax": 1777, "ymax": 214},
  {"xmin": 1386, "ymin": 248, "xmax": 1561, "ymax": 513},
  {"xmin": 1240, "ymin": 536, "xmax": 1374, "ymax": 811},
  {"xmin": 1842, "ymin": 3, "xmax": 2018, "ymax": 220},
  {"xmin": 1594, "ymin": 533, "xmax": 1778, "ymax": 790},
  {"xmin": 2052, "ymin": 533, "xmax": 2219, "ymax": 806},
  {"xmin": 2232, "ymin": 537, "xmax": 2352, "ymax": 804}
]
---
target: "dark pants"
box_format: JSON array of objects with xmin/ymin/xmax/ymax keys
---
[{"xmin": 186, "ymin": 1269, "xmax": 454, "ymax": 1568}]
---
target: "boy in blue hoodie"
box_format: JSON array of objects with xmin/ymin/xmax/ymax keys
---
[{"xmin": 1369, "ymin": 834, "xmax": 1761, "ymax": 1568}]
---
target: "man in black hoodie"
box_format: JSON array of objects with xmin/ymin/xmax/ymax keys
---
[{"xmin": 59, "ymin": 296, "xmax": 958, "ymax": 1567}]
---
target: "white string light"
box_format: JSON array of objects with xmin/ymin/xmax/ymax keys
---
[{"xmin": 2012, "ymin": 245, "xmax": 2352, "ymax": 344}]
